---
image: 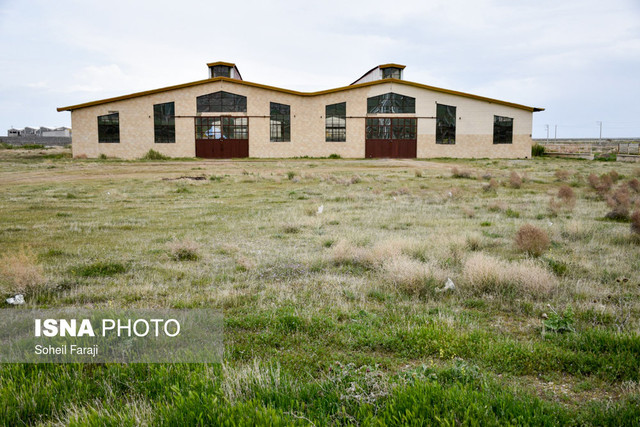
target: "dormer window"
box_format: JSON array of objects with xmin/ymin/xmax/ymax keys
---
[
  {"xmin": 210, "ymin": 65, "xmax": 231, "ymax": 78},
  {"xmin": 206, "ymin": 62, "xmax": 243, "ymax": 80},
  {"xmin": 381, "ymin": 67, "xmax": 402, "ymax": 79}
]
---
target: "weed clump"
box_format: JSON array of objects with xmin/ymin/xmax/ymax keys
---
[
  {"xmin": 142, "ymin": 149, "xmax": 170, "ymax": 160},
  {"xmin": 531, "ymin": 143, "xmax": 545, "ymax": 156},
  {"xmin": 168, "ymin": 239, "xmax": 200, "ymax": 261},
  {"xmin": 451, "ymin": 167, "xmax": 472, "ymax": 179},
  {"xmin": 514, "ymin": 224, "xmax": 550, "ymax": 257},
  {"xmin": 630, "ymin": 210, "xmax": 640, "ymax": 236},
  {"xmin": 554, "ymin": 170, "xmax": 570, "ymax": 181},
  {"xmin": 589, "ymin": 172, "xmax": 614, "ymax": 196},
  {"xmin": 482, "ymin": 178, "xmax": 498, "ymax": 192},
  {"xmin": 509, "ymin": 171, "xmax": 522, "ymax": 189},
  {"xmin": 549, "ymin": 185, "xmax": 576, "ymax": 215},
  {"xmin": 606, "ymin": 186, "xmax": 631, "ymax": 221}
]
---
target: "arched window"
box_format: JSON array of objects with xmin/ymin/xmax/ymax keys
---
[
  {"xmin": 196, "ymin": 91, "xmax": 247, "ymax": 113},
  {"xmin": 367, "ymin": 92, "xmax": 415, "ymax": 114}
]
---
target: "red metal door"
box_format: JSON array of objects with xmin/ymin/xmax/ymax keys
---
[{"xmin": 365, "ymin": 118, "xmax": 416, "ymax": 158}]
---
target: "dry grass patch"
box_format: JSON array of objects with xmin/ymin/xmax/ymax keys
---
[
  {"xmin": 381, "ymin": 255, "xmax": 448, "ymax": 297},
  {"xmin": 463, "ymin": 252, "xmax": 557, "ymax": 297},
  {"xmin": 0, "ymin": 246, "xmax": 47, "ymax": 296}
]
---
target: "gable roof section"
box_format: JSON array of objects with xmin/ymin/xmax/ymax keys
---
[{"xmin": 57, "ymin": 76, "xmax": 543, "ymax": 112}]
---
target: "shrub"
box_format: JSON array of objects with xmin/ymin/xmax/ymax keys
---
[
  {"xmin": 554, "ymin": 170, "xmax": 570, "ymax": 181},
  {"xmin": 627, "ymin": 178, "xmax": 640, "ymax": 193},
  {"xmin": 606, "ymin": 185, "xmax": 631, "ymax": 220},
  {"xmin": 286, "ymin": 171, "xmax": 296, "ymax": 180},
  {"xmin": 550, "ymin": 185, "xmax": 576, "ymax": 215},
  {"xmin": 142, "ymin": 149, "xmax": 169, "ymax": 160},
  {"xmin": 451, "ymin": 167, "xmax": 472, "ymax": 179},
  {"xmin": 328, "ymin": 153, "xmax": 341, "ymax": 159},
  {"xmin": 482, "ymin": 178, "xmax": 498, "ymax": 192},
  {"xmin": 558, "ymin": 184, "xmax": 575, "ymax": 202},
  {"xmin": 0, "ymin": 247, "xmax": 47, "ymax": 295},
  {"xmin": 509, "ymin": 171, "xmax": 522, "ymax": 189},
  {"xmin": 168, "ymin": 239, "xmax": 200, "ymax": 261},
  {"xmin": 514, "ymin": 224, "xmax": 550, "ymax": 257},
  {"xmin": 589, "ymin": 173, "xmax": 613, "ymax": 196},
  {"xmin": 631, "ymin": 210, "xmax": 640, "ymax": 236},
  {"xmin": 531, "ymin": 143, "xmax": 545, "ymax": 157},
  {"xmin": 595, "ymin": 152, "xmax": 617, "ymax": 161}
]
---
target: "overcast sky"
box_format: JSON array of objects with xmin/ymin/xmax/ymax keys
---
[{"xmin": 1, "ymin": 0, "xmax": 639, "ymax": 138}]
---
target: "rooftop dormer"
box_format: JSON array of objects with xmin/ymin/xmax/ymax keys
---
[
  {"xmin": 350, "ymin": 63, "xmax": 406, "ymax": 85},
  {"xmin": 207, "ymin": 62, "xmax": 243, "ymax": 80}
]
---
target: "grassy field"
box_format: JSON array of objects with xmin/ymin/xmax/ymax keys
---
[{"xmin": 1, "ymin": 146, "xmax": 639, "ymax": 425}]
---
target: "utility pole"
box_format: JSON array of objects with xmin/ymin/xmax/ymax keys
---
[
  {"xmin": 596, "ymin": 121, "xmax": 602, "ymax": 140},
  {"xmin": 545, "ymin": 124, "xmax": 549, "ymax": 143},
  {"xmin": 554, "ymin": 125, "xmax": 557, "ymax": 140}
]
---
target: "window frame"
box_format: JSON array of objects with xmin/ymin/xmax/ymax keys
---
[
  {"xmin": 97, "ymin": 112, "xmax": 119, "ymax": 143},
  {"xmin": 270, "ymin": 102, "xmax": 290, "ymax": 142},
  {"xmin": 367, "ymin": 92, "xmax": 415, "ymax": 114},
  {"xmin": 153, "ymin": 102, "xmax": 175, "ymax": 143},
  {"xmin": 381, "ymin": 67, "xmax": 402, "ymax": 79},
  {"xmin": 493, "ymin": 115, "xmax": 514, "ymax": 144},
  {"xmin": 195, "ymin": 116, "xmax": 248, "ymax": 140},
  {"xmin": 196, "ymin": 91, "xmax": 247, "ymax": 113},
  {"xmin": 436, "ymin": 103, "xmax": 456, "ymax": 145},
  {"xmin": 366, "ymin": 117, "xmax": 417, "ymax": 140},
  {"xmin": 325, "ymin": 102, "xmax": 346, "ymax": 142}
]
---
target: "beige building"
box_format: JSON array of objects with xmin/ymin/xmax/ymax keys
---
[{"xmin": 57, "ymin": 62, "xmax": 543, "ymax": 159}]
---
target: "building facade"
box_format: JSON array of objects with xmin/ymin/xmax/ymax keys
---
[{"xmin": 57, "ymin": 62, "xmax": 543, "ymax": 159}]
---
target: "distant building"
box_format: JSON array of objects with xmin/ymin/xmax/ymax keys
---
[
  {"xmin": 57, "ymin": 61, "xmax": 543, "ymax": 159},
  {"xmin": 6, "ymin": 126, "xmax": 71, "ymax": 137}
]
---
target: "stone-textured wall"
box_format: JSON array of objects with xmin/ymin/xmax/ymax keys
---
[{"xmin": 67, "ymin": 79, "xmax": 535, "ymax": 159}]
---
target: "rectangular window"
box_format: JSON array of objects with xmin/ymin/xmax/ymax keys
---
[
  {"xmin": 270, "ymin": 102, "xmax": 290, "ymax": 142},
  {"xmin": 436, "ymin": 104, "xmax": 456, "ymax": 144},
  {"xmin": 493, "ymin": 116, "xmax": 513, "ymax": 144},
  {"xmin": 154, "ymin": 102, "xmax": 175, "ymax": 143},
  {"xmin": 97, "ymin": 113, "xmax": 119, "ymax": 143},
  {"xmin": 381, "ymin": 67, "xmax": 401, "ymax": 79},
  {"xmin": 325, "ymin": 102, "xmax": 346, "ymax": 142}
]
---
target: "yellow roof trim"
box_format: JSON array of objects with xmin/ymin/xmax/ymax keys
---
[
  {"xmin": 57, "ymin": 77, "xmax": 542, "ymax": 112},
  {"xmin": 379, "ymin": 63, "xmax": 406, "ymax": 69},
  {"xmin": 206, "ymin": 61, "xmax": 236, "ymax": 68}
]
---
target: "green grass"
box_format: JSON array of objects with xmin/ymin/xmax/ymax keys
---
[{"xmin": 0, "ymin": 149, "xmax": 639, "ymax": 425}]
